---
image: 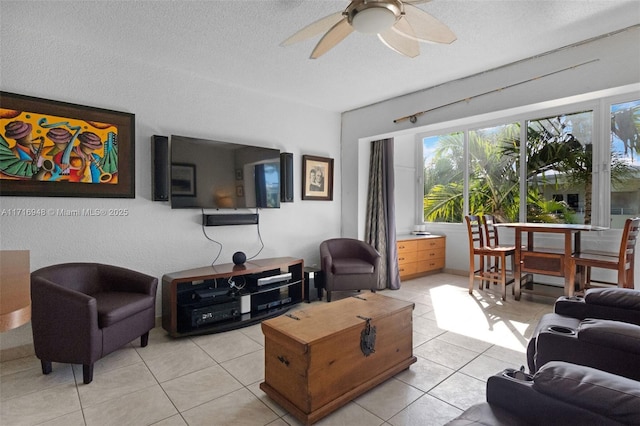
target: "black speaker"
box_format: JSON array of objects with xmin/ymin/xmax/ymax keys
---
[
  {"xmin": 203, "ymin": 213, "xmax": 259, "ymax": 226},
  {"xmin": 151, "ymin": 135, "xmax": 169, "ymax": 201},
  {"xmin": 280, "ymin": 152, "xmax": 294, "ymax": 202}
]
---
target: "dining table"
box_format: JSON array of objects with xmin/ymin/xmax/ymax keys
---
[{"xmin": 493, "ymin": 223, "xmax": 609, "ymax": 299}]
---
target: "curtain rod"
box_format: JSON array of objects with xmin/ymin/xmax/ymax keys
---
[{"xmin": 393, "ymin": 59, "xmax": 600, "ymax": 124}]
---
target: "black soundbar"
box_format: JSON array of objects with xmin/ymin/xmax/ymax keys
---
[{"xmin": 203, "ymin": 213, "xmax": 259, "ymax": 226}]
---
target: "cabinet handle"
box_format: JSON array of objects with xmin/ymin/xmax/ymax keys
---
[{"xmin": 277, "ymin": 355, "xmax": 290, "ymax": 366}]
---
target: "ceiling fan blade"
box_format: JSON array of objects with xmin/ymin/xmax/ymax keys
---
[
  {"xmin": 281, "ymin": 11, "xmax": 344, "ymax": 46},
  {"xmin": 378, "ymin": 26, "xmax": 419, "ymax": 58},
  {"xmin": 401, "ymin": 3, "xmax": 456, "ymax": 44},
  {"xmin": 311, "ymin": 18, "xmax": 354, "ymax": 59}
]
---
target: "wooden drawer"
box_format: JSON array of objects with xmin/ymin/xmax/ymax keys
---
[
  {"xmin": 398, "ymin": 251, "xmax": 418, "ymax": 265},
  {"xmin": 398, "ymin": 262, "xmax": 418, "ymax": 277},
  {"xmin": 417, "ymin": 237, "xmax": 445, "ymax": 251},
  {"xmin": 261, "ymin": 294, "xmax": 416, "ymax": 425},
  {"xmin": 417, "ymin": 248, "xmax": 444, "ymax": 262},
  {"xmin": 418, "ymin": 257, "xmax": 445, "ymax": 273},
  {"xmin": 397, "ymin": 240, "xmax": 417, "ymax": 253}
]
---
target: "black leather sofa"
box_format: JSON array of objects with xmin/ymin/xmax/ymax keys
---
[
  {"xmin": 526, "ymin": 288, "xmax": 640, "ymax": 378},
  {"xmin": 446, "ymin": 361, "xmax": 640, "ymax": 425},
  {"xmin": 448, "ymin": 288, "xmax": 640, "ymax": 425}
]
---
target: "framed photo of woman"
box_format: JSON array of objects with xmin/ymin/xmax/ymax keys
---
[{"xmin": 302, "ymin": 155, "xmax": 333, "ymax": 201}]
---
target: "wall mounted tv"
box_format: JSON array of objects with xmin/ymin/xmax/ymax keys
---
[{"xmin": 170, "ymin": 135, "xmax": 280, "ymax": 209}]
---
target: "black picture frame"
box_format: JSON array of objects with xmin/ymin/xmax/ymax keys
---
[
  {"xmin": 0, "ymin": 91, "xmax": 135, "ymax": 198},
  {"xmin": 302, "ymin": 155, "xmax": 333, "ymax": 201}
]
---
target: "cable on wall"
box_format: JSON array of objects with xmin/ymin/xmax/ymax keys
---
[
  {"xmin": 247, "ymin": 208, "xmax": 265, "ymax": 260},
  {"xmin": 201, "ymin": 208, "xmax": 223, "ymax": 265}
]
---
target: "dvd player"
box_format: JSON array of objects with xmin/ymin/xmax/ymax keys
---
[{"xmin": 256, "ymin": 272, "xmax": 292, "ymax": 286}]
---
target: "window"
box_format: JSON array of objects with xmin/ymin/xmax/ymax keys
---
[
  {"xmin": 420, "ymin": 95, "xmax": 640, "ymax": 227},
  {"xmin": 468, "ymin": 123, "xmax": 520, "ymax": 222},
  {"xmin": 610, "ymin": 99, "xmax": 640, "ymax": 228},
  {"xmin": 526, "ymin": 111, "xmax": 592, "ymax": 224},
  {"xmin": 422, "ymin": 132, "xmax": 463, "ymax": 223}
]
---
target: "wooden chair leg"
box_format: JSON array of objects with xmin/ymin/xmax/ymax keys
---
[
  {"xmin": 500, "ymin": 254, "xmax": 507, "ymax": 301},
  {"xmin": 568, "ymin": 260, "xmax": 576, "ymax": 297},
  {"xmin": 468, "ymin": 255, "xmax": 475, "ymax": 294},
  {"xmin": 468, "ymin": 269, "xmax": 475, "ymax": 295},
  {"xmin": 585, "ymin": 266, "xmax": 591, "ymax": 289},
  {"xmin": 626, "ymin": 267, "xmax": 635, "ymax": 288},
  {"xmin": 479, "ymin": 255, "xmax": 486, "ymax": 290},
  {"xmin": 83, "ymin": 364, "xmax": 94, "ymax": 384},
  {"xmin": 141, "ymin": 332, "xmax": 149, "ymax": 348},
  {"xmin": 41, "ymin": 360, "xmax": 52, "ymax": 375},
  {"xmin": 326, "ymin": 290, "xmax": 332, "ymax": 302}
]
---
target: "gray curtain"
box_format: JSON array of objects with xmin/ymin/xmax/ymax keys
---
[{"xmin": 364, "ymin": 138, "xmax": 401, "ymax": 290}]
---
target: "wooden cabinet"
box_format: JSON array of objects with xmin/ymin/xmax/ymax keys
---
[
  {"xmin": 260, "ymin": 293, "xmax": 416, "ymax": 425},
  {"xmin": 162, "ymin": 257, "xmax": 303, "ymax": 337},
  {"xmin": 397, "ymin": 235, "xmax": 446, "ymax": 280},
  {"xmin": 0, "ymin": 250, "xmax": 31, "ymax": 332}
]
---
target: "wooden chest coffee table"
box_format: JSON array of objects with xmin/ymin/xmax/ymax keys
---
[{"xmin": 260, "ymin": 293, "xmax": 416, "ymax": 425}]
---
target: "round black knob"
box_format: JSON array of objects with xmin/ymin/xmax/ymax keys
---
[{"xmin": 232, "ymin": 251, "xmax": 246, "ymax": 265}]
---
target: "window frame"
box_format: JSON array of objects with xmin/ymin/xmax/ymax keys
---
[{"xmin": 417, "ymin": 89, "xmax": 640, "ymax": 227}]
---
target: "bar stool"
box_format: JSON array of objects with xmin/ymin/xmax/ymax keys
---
[
  {"xmin": 569, "ymin": 217, "xmax": 640, "ymax": 295},
  {"xmin": 465, "ymin": 215, "xmax": 516, "ymax": 301}
]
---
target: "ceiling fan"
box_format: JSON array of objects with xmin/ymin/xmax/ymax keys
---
[{"xmin": 282, "ymin": 0, "xmax": 456, "ymax": 59}]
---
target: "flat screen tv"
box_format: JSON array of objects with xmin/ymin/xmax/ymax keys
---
[{"xmin": 170, "ymin": 135, "xmax": 280, "ymax": 209}]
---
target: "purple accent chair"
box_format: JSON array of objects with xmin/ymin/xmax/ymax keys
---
[
  {"xmin": 320, "ymin": 238, "xmax": 381, "ymax": 302},
  {"xmin": 31, "ymin": 263, "xmax": 157, "ymax": 384}
]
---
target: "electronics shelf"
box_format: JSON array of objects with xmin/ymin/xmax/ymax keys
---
[{"xmin": 162, "ymin": 257, "xmax": 304, "ymax": 337}]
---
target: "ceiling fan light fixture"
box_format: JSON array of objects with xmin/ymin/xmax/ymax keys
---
[
  {"xmin": 351, "ymin": 7, "xmax": 395, "ymax": 33},
  {"xmin": 347, "ymin": 0, "xmax": 402, "ymax": 34}
]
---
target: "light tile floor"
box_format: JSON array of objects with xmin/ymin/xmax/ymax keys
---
[{"xmin": 0, "ymin": 273, "xmax": 555, "ymax": 426}]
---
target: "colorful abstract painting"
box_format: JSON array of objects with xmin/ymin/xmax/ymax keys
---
[{"xmin": 0, "ymin": 92, "xmax": 134, "ymax": 198}]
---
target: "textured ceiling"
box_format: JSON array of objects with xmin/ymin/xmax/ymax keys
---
[{"xmin": 17, "ymin": 0, "xmax": 640, "ymax": 112}]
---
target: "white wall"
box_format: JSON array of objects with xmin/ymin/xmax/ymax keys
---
[
  {"xmin": 342, "ymin": 26, "xmax": 640, "ymax": 285},
  {"xmin": 0, "ymin": 7, "xmax": 341, "ymax": 351}
]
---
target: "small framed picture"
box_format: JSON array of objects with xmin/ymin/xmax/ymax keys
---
[
  {"xmin": 171, "ymin": 163, "xmax": 196, "ymax": 196},
  {"xmin": 302, "ymin": 155, "xmax": 333, "ymax": 201},
  {"xmin": 236, "ymin": 185, "xmax": 244, "ymax": 197}
]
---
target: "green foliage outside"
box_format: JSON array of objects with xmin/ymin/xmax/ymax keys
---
[{"xmin": 423, "ymin": 102, "xmax": 640, "ymax": 224}]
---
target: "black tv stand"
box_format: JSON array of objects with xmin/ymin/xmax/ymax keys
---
[{"xmin": 162, "ymin": 257, "xmax": 304, "ymax": 337}]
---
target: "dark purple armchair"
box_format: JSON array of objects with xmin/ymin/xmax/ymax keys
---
[
  {"xmin": 320, "ymin": 238, "xmax": 381, "ymax": 302},
  {"xmin": 31, "ymin": 263, "xmax": 157, "ymax": 384}
]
